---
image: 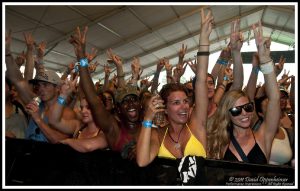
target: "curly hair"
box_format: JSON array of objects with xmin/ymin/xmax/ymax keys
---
[
  {"xmin": 206, "ymin": 90, "xmax": 250, "ymax": 159},
  {"xmin": 159, "ymin": 83, "xmax": 188, "ymax": 106}
]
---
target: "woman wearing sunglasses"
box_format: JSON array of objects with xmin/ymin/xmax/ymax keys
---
[{"xmin": 206, "ymin": 21, "xmax": 280, "ymax": 164}]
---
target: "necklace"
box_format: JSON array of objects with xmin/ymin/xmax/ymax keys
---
[{"xmin": 167, "ymin": 125, "xmax": 185, "ymax": 150}]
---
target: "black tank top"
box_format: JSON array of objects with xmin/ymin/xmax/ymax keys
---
[{"xmin": 223, "ymin": 130, "xmax": 267, "ymax": 164}]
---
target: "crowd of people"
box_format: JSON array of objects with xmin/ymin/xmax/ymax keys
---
[{"xmin": 5, "ymin": 8, "xmax": 295, "ymax": 169}]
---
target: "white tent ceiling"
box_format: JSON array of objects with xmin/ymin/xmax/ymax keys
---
[{"xmin": 4, "ymin": 3, "xmax": 296, "ymax": 82}]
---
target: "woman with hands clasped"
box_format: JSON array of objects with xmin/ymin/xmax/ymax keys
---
[{"xmin": 136, "ymin": 8, "xmax": 213, "ymax": 167}]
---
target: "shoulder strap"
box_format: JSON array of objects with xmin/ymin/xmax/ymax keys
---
[{"xmin": 230, "ymin": 131, "xmax": 249, "ymax": 163}]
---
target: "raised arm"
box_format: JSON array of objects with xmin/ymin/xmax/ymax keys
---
[
  {"xmin": 150, "ymin": 58, "xmax": 164, "ymax": 93},
  {"xmin": 128, "ymin": 57, "xmax": 141, "ymax": 86},
  {"xmin": 190, "ymin": 8, "xmax": 214, "ymax": 149},
  {"xmin": 48, "ymin": 76, "xmax": 80, "ymax": 134},
  {"xmin": 34, "ymin": 41, "xmax": 47, "ymax": 74},
  {"xmin": 245, "ymin": 53, "xmax": 259, "ymax": 101},
  {"xmin": 106, "ymin": 48, "xmax": 126, "ymax": 88},
  {"xmin": 69, "ymin": 26, "xmax": 117, "ymax": 137},
  {"xmin": 102, "ymin": 64, "xmax": 111, "ymax": 92},
  {"xmin": 214, "ymin": 65, "xmax": 232, "ymax": 105},
  {"xmin": 252, "ymin": 21, "xmax": 280, "ymax": 159},
  {"xmin": 23, "ymin": 32, "xmax": 35, "ymax": 81},
  {"xmin": 229, "ymin": 19, "xmax": 244, "ymax": 91},
  {"xmin": 211, "ymin": 46, "xmax": 231, "ymax": 82},
  {"xmin": 5, "ymin": 30, "xmax": 35, "ymax": 105}
]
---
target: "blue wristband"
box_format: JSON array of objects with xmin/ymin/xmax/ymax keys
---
[
  {"xmin": 79, "ymin": 58, "xmax": 89, "ymax": 68},
  {"xmin": 57, "ymin": 96, "xmax": 66, "ymax": 106},
  {"xmin": 74, "ymin": 63, "xmax": 80, "ymax": 72},
  {"xmin": 217, "ymin": 59, "xmax": 228, "ymax": 65},
  {"xmin": 223, "ymin": 76, "xmax": 229, "ymax": 81},
  {"xmin": 142, "ymin": 120, "xmax": 152, "ymax": 128},
  {"xmin": 252, "ymin": 66, "xmax": 260, "ymax": 75}
]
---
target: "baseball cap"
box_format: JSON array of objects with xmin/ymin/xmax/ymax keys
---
[
  {"xmin": 114, "ymin": 84, "xmax": 139, "ymax": 104},
  {"xmin": 29, "ymin": 70, "xmax": 62, "ymax": 86}
]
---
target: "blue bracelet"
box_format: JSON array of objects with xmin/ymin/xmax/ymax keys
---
[
  {"xmin": 252, "ymin": 66, "xmax": 260, "ymax": 75},
  {"xmin": 142, "ymin": 120, "xmax": 152, "ymax": 128},
  {"xmin": 223, "ymin": 76, "xmax": 229, "ymax": 81},
  {"xmin": 74, "ymin": 62, "xmax": 80, "ymax": 72},
  {"xmin": 57, "ymin": 96, "xmax": 66, "ymax": 106},
  {"xmin": 217, "ymin": 59, "xmax": 228, "ymax": 65},
  {"xmin": 79, "ymin": 58, "xmax": 89, "ymax": 68}
]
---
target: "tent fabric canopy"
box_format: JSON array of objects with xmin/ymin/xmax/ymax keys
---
[{"xmin": 5, "ymin": 3, "xmax": 295, "ymax": 81}]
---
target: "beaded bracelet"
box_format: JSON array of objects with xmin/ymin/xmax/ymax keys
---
[
  {"xmin": 57, "ymin": 96, "xmax": 66, "ymax": 106},
  {"xmin": 197, "ymin": 51, "xmax": 210, "ymax": 56},
  {"xmin": 79, "ymin": 58, "xmax": 89, "ymax": 68},
  {"xmin": 142, "ymin": 120, "xmax": 152, "ymax": 128}
]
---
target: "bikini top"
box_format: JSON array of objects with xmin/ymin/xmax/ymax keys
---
[{"xmin": 158, "ymin": 124, "xmax": 206, "ymax": 159}]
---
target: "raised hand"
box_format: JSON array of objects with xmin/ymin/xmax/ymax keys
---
[
  {"xmin": 140, "ymin": 77, "xmax": 153, "ymax": 90},
  {"xmin": 200, "ymin": 8, "xmax": 214, "ymax": 42},
  {"xmin": 230, "ymin": 19, "xmax": 243, "ymax": 52},
  {"xmin": 23, "ymin": 32, "xmax": 35, "ymax": 51},
  {"xmin": 88, "ymin": 61, "xmax": 100, "ymax": 73},
  {"xmin": 178, "ymin": 43, "xmax": 188, "ymax": 60},
  {"xmin": 164, "ymin": 59, "xmax": 172, "ymax": 72},
  {"xmin": 187, "ymin": 58, "xmax": 197, "ymax": 74},
  {"xmin": 69, "ymin": 26, "xmax": 88, "ymax": 59},
  {"xmin": 36, "ymin": 41, "xmax": 47, "ymax": 58},
  {"xmin": 86, "ymin": 47, "xmax": 98, "ymax": 63},
  {"xmin": 157, "ymin": 58, "xmax": 165, "ymax": 72},
  {"xmin": 104, "ymin": 64, "xmax": 111, "ymax": 76},
  {"xmin": 106, "ymin": 48, "xmax": 122, "ymax": 67},
  {"xmin": 61, "ymin": 75, "xmax": 79, "ymax": 97},
  {"xmin": 252, "ymin": 21, "xmax": 270, "ymax": 63},
  {"xmin": 15, "ymin": 51, "xmax": 26, "ymax": 68},
  {"xmin": 131, "ymin": 57, "xmax": 141, "ymax": 76}
]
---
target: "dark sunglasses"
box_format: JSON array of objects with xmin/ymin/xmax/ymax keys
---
[{"xmin": 229, "ymin": 102, "xmax": 254, "ymax": 117}]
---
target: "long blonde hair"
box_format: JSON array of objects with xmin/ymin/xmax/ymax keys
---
[{"xmin": 207, "ymin": 90, "xmax": 250, "ymax": 159}]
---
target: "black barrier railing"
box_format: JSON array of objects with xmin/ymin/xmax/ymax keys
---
[{"xmin": 5, "ymin": 138, "xmax": 295, "ymax": 186}]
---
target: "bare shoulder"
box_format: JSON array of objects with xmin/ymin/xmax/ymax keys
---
[{"xmin": 62, "ymin": 106, "xmax": 77, "ymax": 119}]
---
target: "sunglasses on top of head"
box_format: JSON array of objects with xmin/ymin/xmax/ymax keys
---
[{"xmin": 229, "ymin": 102, "xmax": 254, "ymax": 117}]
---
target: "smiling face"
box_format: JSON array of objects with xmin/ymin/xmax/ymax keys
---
[
  {"xmin": 119, "ymin": 94, "xmax": 141, "ymax": 122},
  {"xmin": 80, "ymin": 99, "xmax": 93, "ymax": 124},
  {"xmin": 229, "ymin": 96, "xmax": 253, "ymax": 129},
  {"xmin": 165, "ymin": 91, "xmax": 190, "ymax": 125}
]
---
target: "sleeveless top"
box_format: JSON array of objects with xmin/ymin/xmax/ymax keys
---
[
  {"xmin": 26, "ymin": 102, "xmax": 49, "ymax": 142},
  {"xmin": 223, "ymin": 130, "xmax": 267, "ymax": 164},
  {"xmin": 6, "ymin": 105, "xmax": 27, "ymax": 139},
  {"xmin": 158, "ymin": 124, "xmax": 206, "ymax": 159},
  {"xmin": 73, "ymin": 125, "xmax": 101, "ymax": 139},
  {"xmin": 269, "ymin": 127, "xmax": 293, "ymax": 165}
]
